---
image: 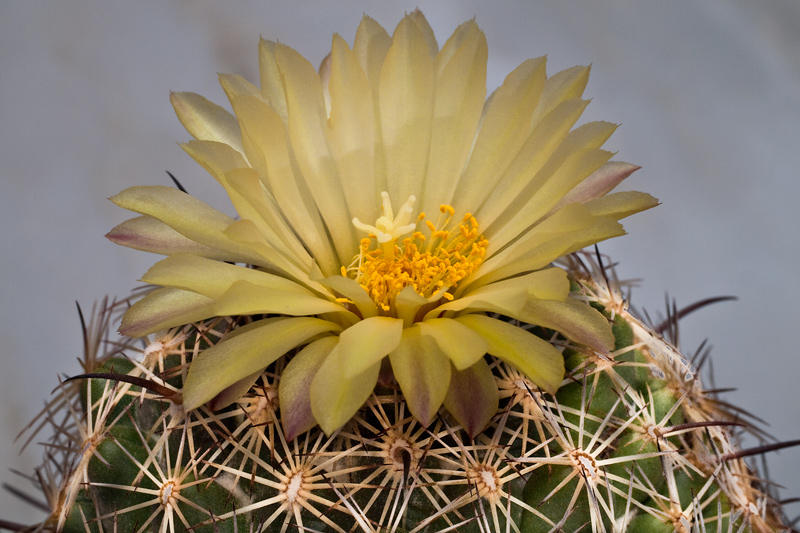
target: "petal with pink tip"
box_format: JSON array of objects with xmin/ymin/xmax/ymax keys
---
[
  {"xmin": 183, "ymin": 317, "xmax": 342, "ymax": 411},
  {"xmin": 119, "ymin": 287, "xmax": 216, "ymax": 338},
  {"xmin": 280, "ymin": 336, "xmax": 339, "ymax": 440},
  {"xmin": 389, "ymin": 326, "xmax": 450, "ymax": 426},
  {"xmin": 443, "ymin": 357, "xmax": 498, "ymax": 438},
  {"xmin": 519, "ymin": 296, "xmax": 615, "ymax": 354}
]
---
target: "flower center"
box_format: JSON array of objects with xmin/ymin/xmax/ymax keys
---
[{"xmin": 348, "ymin": 192, "xmax": 488, "ymax": 313}]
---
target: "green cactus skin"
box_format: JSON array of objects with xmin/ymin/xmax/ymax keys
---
[{"xmin": 7, "ymin": 256, "xmax": 793, "ymax": 532}]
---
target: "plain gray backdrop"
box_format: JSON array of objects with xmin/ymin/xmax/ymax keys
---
[{"xmin": 2, "ymin": 0, "xmax": 799, "ymax": 525}]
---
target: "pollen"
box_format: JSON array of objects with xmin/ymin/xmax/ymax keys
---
[{"xmin": 349, "ymin": 192, "xmax": 488, "ymax": 314}]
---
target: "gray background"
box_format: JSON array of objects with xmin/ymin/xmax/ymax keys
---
[{"xmin": 2, "ymin": 0, "xmax": 799, "ymax": 525}]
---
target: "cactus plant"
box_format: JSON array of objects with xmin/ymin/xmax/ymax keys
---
[{"xmin": 3, "ymin": 10, "xmax": 797, "ymax": 533}]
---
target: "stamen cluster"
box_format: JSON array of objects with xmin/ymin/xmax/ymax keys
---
[{"xmin": 350, "ymin": 204, "xmax": 488, "ymax": 313}]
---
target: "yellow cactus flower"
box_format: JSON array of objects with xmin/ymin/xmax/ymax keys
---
[{"xmin": 107, "ymin": 11, "xmax": 657, "ymax": 438}]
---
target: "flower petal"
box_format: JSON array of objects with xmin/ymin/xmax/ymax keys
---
[
  {"xmin": 486, "ymin": 129, "xmax": 617, "ymax": 249},
  {"xmin": 418, "ymin": 318, "xmax": 488, "ymax": 370},
  {"xmin": 318, "ymin": 275, "xmax": 378, "ymax": 319},
  {"xmin": 110, "ymin": 186, "xmax": 261, "ymax": 264},
  {"xmin": 170, "ymin": 91, "xmax": 244, "ymax": 155},
  {"xmin": 277, "ymin": 43, "xmax": 358, "ymax": 266},
  {"xmin": 530, "ymin": 64, "xmax": 591, "ymax": 128},
  {"xmin": 584, "ymin": 191, "xmax": 660, "ymax": 219},
  {"xmin": 552, "ymin": 161, "xmax": 641, "ymax": 211},
  {"xmin": 389, "ymin": 326, "xmax": 451, "ymax": 426},
  {"xmin": 474, "ymin": 203, "xmax": 625, "ymax": 287},
  {"xmin": 207, "ymin": 369, "xmax": 262, "ymax": 412},
  {"xmin": 443, "ymin": 357, "xmax": 498, "ymax": 438},
  {"xmin": 119, "ymin": 287, "xmax": 216, "ymax": 338},
  {"xmin": 214, "ymin": 280, "xmax": 352, "ymax": 319},
  {"xmin": 407, "ymin": 10, "xmax": 438, "ymax": 57},
  {"xmin": 427, "ymin": 284, "xmax": 528, "ymax": 319},
  {"xmin": 106, "ymin": 215, "xmax": 235, "ymax": 261},
  {"xmin": 473, "ymin": 98, "xmax": 590, "ymax": 232},
  {"xmin": 395, "ymin": 284, "xmax": 430, "ymax": 326},
  {"xmin": 140, "ymin": 253, "xmax": 310, "ymax": 301},
  {"xmin": 310, "ymin": 342, "xmax": 381, "ymax": 435},
  {"xmin": 258, "ymin": 39, "xmax": 288, "ymax": 121},
  {"xmin": 327, "ymin": 34, "xmax": 378, "ymax": 224},
  {"xmin": 338, "ymin": 316, "xmax": 404, "ymax": 378},
  {"xmin": 217, "ymin": 94, "xmax": 338, "ymax": 275},
  {"xmin": 380, "ymin": 14, "xmax": 434, "ymax": 206},
  {"xmin": 455, "ymin": 314, "xmax": 565, "ymax": 395},
  {"xmin": 518, "ymin": 297, "xmax": 615, "ymax": 354},
  {"xmin": 183, "ymin": 317, "xmax": 342, "ymax": 411},
  {"xmin": 452, "ymin": 57, "xmax": 546, "ymax": 214},
  {"xmin": 279, "ymin": 336, "xmax": 339, "ymax": 440},
  {"xmin": 422, "ymin": 19, "xmax": 487, "ymax": 215}
]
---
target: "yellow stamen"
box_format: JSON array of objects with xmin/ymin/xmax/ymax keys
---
[{"xmin": 348, "ymin": 192, "xmax": 488, "ymax": 315}]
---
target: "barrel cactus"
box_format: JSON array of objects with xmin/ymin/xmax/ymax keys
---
[{"xmin": 5, "ymin": 10, "xmax": 796, "ymax": 533}]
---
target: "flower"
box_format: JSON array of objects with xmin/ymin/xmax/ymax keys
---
[{"xmin": 107, "ymin": 11, "xmax": 657, "ymax": 438}]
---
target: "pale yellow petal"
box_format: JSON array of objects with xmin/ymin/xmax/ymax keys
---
[
  {"xmin": 421, "ymin": 20, "xmax": 487, "ymax": 215},
  {"xmin": 487, "ymin": 145, "xmax": 615, "ymax": 250},
  {"xmin": 379, "ymin": 15, "xmax": 434, "ymax": 206},
  {"xmin": 584, "ymin": 191, "xmax": 660, "ymax": 219},
  {"xmin": 530, "ymin": 64, "xmax": 591, "ymax": 130},
  {"xmin": 353, "ymin": 16, "xmax": 392, "ymax": 89},
  {"xmin": 452, "ymin": 57, "xmax": 547, "ymax": 214},
  {"xmin": 407, "ymin": 10, "xmax": 438, "ymax": 57},
  {"xmin": 353, "ymin": 15, "xmax": 392, "ymax": 193},
  {"xmin": 395, "ymin": 284, "xmax": 430, "ymax": 326},
  {"xmin": 474, "ymin": 98, "xmax": 590, "ymax": 232},
  {"xmin": 318, "ymin": 275, "xmax": 378, "ymax": 319},
  {"xmin": 107, "ymin": 215, "xmax": 237, "ymax": 261},
  {"xmin": 457, "ymin": 267, "xmax": 570, "ymax": 302},
  {"xmin": 426, "ymin": 283, "xmax": 528, "ymax": 320},
  {"xmin": 327, "ymin": 34, "xmax": 378, "ymax": 223},
  {"xmin": 455, "ymin": 314, "xmax": 565, "ymax": 395},
  {"xmin": 258, "ymin": 39, "xmax": 288, "ymax": 121},
  {"xmin": 181, "ymin": 141, "xmax": 305, "ymax": 264},
  {"xmin": 276, "ymin": 43, "xmax": 358, "ymax": 265},
  {"xmin": 214, "ymin": 281, "xmax": 352, "ymax": 321},
  {"xmin": 338, "ymin": 316, "xmax": 404, "ymax": 378},
  {"xmin": 119, "ymin": 287, "xmax": 217, "ymax": 338},
  {"xmin": 180, "ymin": 139, "xmax": 248, "ymax": 188},
  {"xmin": 170, "ymin": 92, "xmax": 243, "ymax": 155},
  {"xmin": 140, "ymin": 253, "xmax": 301, "ymax": 300},
  {"xmin": 221, "ymin": 218, "xmax": 319, "ymax": 284},
  {"xmin": 310, "ymin": 342, "xmax": 381, "ymax": 435},
  {"xmin": 218, "ymin": 73, "xmax": 262, "ymax": 105},
  {"xmin": 223, "ymin": 167, "xmax": 315, "ymax": 270},
  {"xmin": 219, "ymin": 94, "xmax": 338, "ymax": 275},
  {"xmin": 474, "ymin": 204, "xmax": 625, "ymax": 287},
  {"xmin": 418, "ymin": 318, "xmax": 488, "ymax": 370},
  {"xmin": 518, "ymin": 297, "xmax": 615, "ymax": 354}
]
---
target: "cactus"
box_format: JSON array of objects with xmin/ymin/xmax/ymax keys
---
[
  {"xmin": 5, "ymin": 254, "xmax": 795, "ymax": 532},
  {"xmin": 4, "ymin": 10, "xmax": 797, "ymax": 533}
]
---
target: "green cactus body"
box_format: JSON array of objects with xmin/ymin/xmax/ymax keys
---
[{"xmin": 9, "ymin": 257, "xmax": 791, "ymax": 532}]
